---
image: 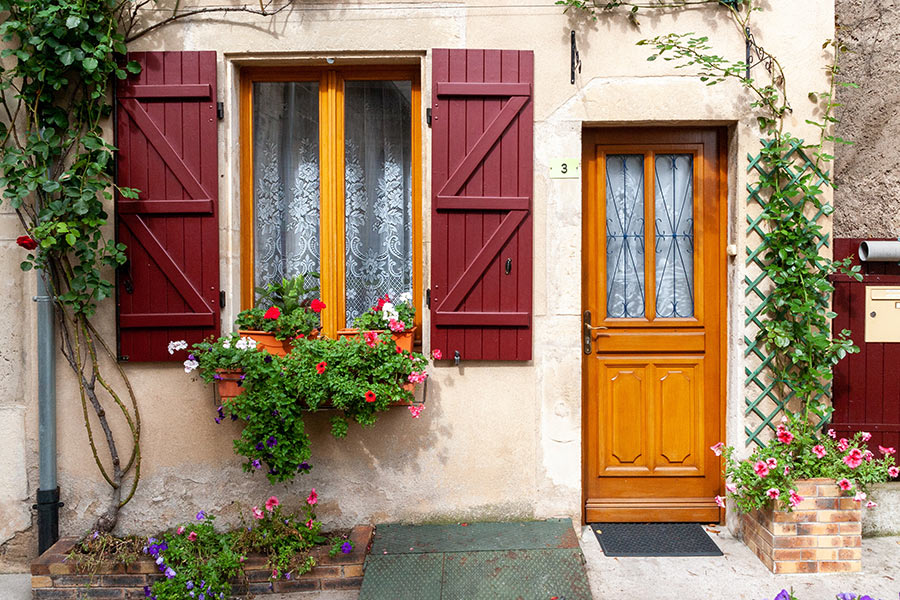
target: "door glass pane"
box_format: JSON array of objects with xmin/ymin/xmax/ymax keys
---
[
  {"xmin": 606, "ymin": 154, "xmax": 646, "ymax": 318},
  {"xmin": 252, "ymin": 82, "xmax": 321, "ymax": 293},
  {"xmin": 654, "ymin": 154, "xmax": 694, "ymax": 318},
  {"xmin": 344, "ymin": 80, "xmax": 413, "ymax": 326}
]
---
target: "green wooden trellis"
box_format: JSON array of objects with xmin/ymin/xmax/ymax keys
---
[{"xmin": 743, "ymin": 139, "xmax": 831, "ymax": 447}]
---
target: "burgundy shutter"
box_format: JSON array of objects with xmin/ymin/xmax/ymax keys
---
[
  {"xmin": 431, "ymin": 49, "xmax": 534, "ymax": 361},
  {"xmin": 115, "ymin": 51, "xmax": 220, "ymax": 362}
]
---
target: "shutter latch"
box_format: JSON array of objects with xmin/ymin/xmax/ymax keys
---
[
  {"xmin": 216, "ymin": 102, "xmax": 224, "ymax": 120},
  {"xmin": 426, "ymin": 288, "xmax": 431, "ymax": 309},
  {"xmin": 454, "ymin": 350, "xmax": 461, "ymax": 366},
  {"xmin": 219, "ymin": 290, "xmax": 226, "ymax": 308},
  {"xmin": 426, "ymin": 108, "xmax": 432, "ymax": 128}
]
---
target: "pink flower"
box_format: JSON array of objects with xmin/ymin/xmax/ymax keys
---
[
  {"xmin": 710, "ymin": 442, "xmax": 725, "ymax": 456},
  {"xmin": 812, "ymin": 444, "xmax": 827, "ymax": 458},
  {"xmin": 863, "ymin": 450, "xmax": 874, "ymax": 462},
  {"xmin": 843, "ymin": 448, "xmax": 864, "ymax": 469},
  {"xmin": 783, "ymin": 466, "xmax": 791, "ymax": 476},
  {"xmin": 432, "ymin": 349, "xmax": 442, "ymax": 360},
  {"xmin": 306, "ymin": 519, "xmax": 314, "ymax": 529},
  {"xmin": 788, "ymin": 490, "xmax": 804, "ymax": 508},
  {"xmin": 364, "ymin": 331, "xmax": 379, "ymax": 348},
  {"xmin": 388, "ymin": 319, "xmax": 406, "ymax": 333},
  {"xmin": 861, "ymin": 431, "xmax": 872, "ymax": 442},
  {"xmin": 827, "ymin": 428, "xmax": 837, "ymax": 439},
  {"xmin": 714, "ymin": 495, "xmax": 725, "ymax": 508},
  {"xmin": 407, "ymin": 371, "xmax": 428, "ymax": 384},
  {"xmin": 837, "ymin": 478, "xmax": 852, "ymax": 491},
  {"xmin": 188, "ymin": 531, "xmax": 197, "ymax": 541},
  {"xmin": 776, "ymin": 426, "xmax": 794, "ymax": 445},
  {"xmin": 306, "ymin": 488, "xmax": 318, "ymax": 506},
  {"xmin": 854, "ymin": 491, "xmax": 867, "ymax": 502},
  {"xmin": 765, "ymin": 457, "xmax": 777, "ymax": 469},
  {"xmin": 409, "ymin": 404, "xmax": 425, "ymax": 418},
  {"xmin": 879, "ymin": 445, "xmax": 896, "ymax": 456},
  {"xmin": 265, "ymin": 496, "xmax": 280, "ymax": 511},
  {"xmin": 888, "ymin": 466, "xmax": 899, "ymax": 478},
  {"xmin": 837, "ymin": 438, "xmax": 849, "ymax": 452},
  {"xmin": 252, "ymin": 506, "xmax": 265, "ymax": 520},
  {"xmin": 176, "ymin": 526, "xmax": 185, "ymax": 535},
  {"xmin": 766, "ymin": 488, "xmax": 780, "ymax": 499},
  {"xmin": 866, "ymin": 501, "xmax": 878, "ymax": 509},
  {"xmin": 753, "ymin": 461, "xmax": 770, "ymax": 478},
  {"xmin": 263, "ymin": 306, "xmax": 280, "ymax": 320},
  {"xmin": 725, "ymin": 482, "xmax": 737, "ymax": 494}
]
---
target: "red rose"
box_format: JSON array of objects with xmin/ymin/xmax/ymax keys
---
[
  {"xmin": 310, "ymin": 299, "xmax": 326, "ymax": 313},
  {"xmin": 263, "ymin": 306, "xmax": 280, "ymax": 320},
  {"xmin": 364, "ymin": 390, "xmax": 376, "ymax": 403},
  {"xmin": 16, "ymin": 235, "xmax": 38, "ymax": 250}
]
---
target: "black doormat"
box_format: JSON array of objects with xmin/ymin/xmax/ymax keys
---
[{"xmin": 590, "ymin": 523, "xmax": 723, "ymax": 557}]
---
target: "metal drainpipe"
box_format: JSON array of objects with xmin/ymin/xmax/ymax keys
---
[{"xmin": 34, "ymin": 269, "xmax": 62, "ymax": 554}]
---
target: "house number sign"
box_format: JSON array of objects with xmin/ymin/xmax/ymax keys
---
[{"xmin": 549, "ymin": 158, "xmax": 580, "ymax": 179}]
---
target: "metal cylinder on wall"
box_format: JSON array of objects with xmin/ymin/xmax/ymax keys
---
[{"xmin": 859, "ymin": 240, "xmax": 900, "ymax": 262}]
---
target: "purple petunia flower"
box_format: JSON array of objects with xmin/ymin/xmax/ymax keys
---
[
  {"xmin": 272, "ymin": 409, "xmax": 279, "ymax": 416},
  {"xmin": 264, "ymin": 355, "xmax": 273, "ymax": 363},
  {"xmin": 341, "ymin": 541, "xmax": 353, "ymax": 554},
  {"xmin": 92, "ymin": 531, "xmax": 99, "ymax": 539},
  {"xmin": 255, "ymin": 442, "xmax": 265, "ymax": 451},
  {"xmin": 186, "ymin": 581, "xmax": 194, "ymax": 590},
  {"xmin": 213, "ymin": 373, "xmax": 222, "ymax": 380},
  {"xmin": 251, "ymin": 459, "xmax": 261, "ymax": 469},
  {"xmin": 196, "ymin": 510, "xmax": 206, "ymax": 521},
  {"xmin": 297, "ymin": 462, "xmax": 311, "ymax": 472},
  {"xmin": 239, "ymin": 374, "xmax": 246, "ymax": 380},
  {"xmin": 144, "ymin": 586, "xmax": 152, "ymax": 598},
  {"xmin": 266, "ymin": 436, "xmax": 277, "ymax": 448},
  {"xmin": 188, "ymin": 354, "xmax": 195, "ymax": 361}
]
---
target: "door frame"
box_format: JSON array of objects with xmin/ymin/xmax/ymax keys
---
[{"xmin": 580, "ymin": 126, "xmax": 730, "ymax": 524}]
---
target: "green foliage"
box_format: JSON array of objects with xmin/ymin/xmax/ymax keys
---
[
  {"xmin": 352, "ymin": 292, "xmax": 416, "ymax": 332},
  {"xmin": 554, "ymin": 0, "xmax": 745, "ymax": 23},
  {"xmin": 182, "ymin": 332, "xmax": 428, "ymax": 483},
  {"xmin": 235, "ymin": 274, "xmax": 324, "ymax": 339},
  {"xmin": 720, "ymin": 415, "xmax": 896, "ymax": 514},
  {"xmin": 0, "ymin": 0, "xmax": 139, "ymax": 316}
]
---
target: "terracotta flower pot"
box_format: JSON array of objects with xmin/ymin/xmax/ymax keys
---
[
  {"xmin": 237, "ymin": 329, "xmax": 291, "ymax": 356},
  {"xmin": 215, "ymin": 369, "xmax": 245, "ymax": 401},
  {"xmin": 336, "ymin": 327, "xmax": 416, "ymax": 352}
]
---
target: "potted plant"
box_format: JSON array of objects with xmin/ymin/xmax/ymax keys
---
[
  {"xmin": 234, "ymin": 273, "xmax": 325, "ymax": 356},
  {"xmin": 713, "ymin": 414, "xmax": 897, "ymax": 573},
  {"xmin": 338, "ymin": 292, "xmax": 416, "ymax": 352}
]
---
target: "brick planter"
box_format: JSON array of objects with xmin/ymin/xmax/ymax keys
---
[
  {"xmin": 31, "ymin": 525, "xmax": 372, "ymax": 599},
  {"xmin": 741, "ymin": 478, "xmax": 862, "ymax": 574}
]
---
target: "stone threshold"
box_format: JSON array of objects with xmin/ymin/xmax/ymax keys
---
[{"xmin": 30, "ymin": 525, "xmax": 373, "ymax": 599}]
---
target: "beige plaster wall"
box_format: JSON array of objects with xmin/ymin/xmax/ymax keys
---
[{"xmin": 1, "ymin": 0, "xmax": 838, "ymax": 565}]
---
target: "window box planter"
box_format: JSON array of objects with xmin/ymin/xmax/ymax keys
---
[
  {"xmin": 740, "ymin": 478, "xmax": 862, "ymax": 574},
  {"xmin": 336, "ymin": 327, "xmax": 416, "ymax": 353},
  {"xmin": 216, "ymin": 368, "xmax": 245, "ymax": 401},
  {"xmin": 236, "ymin": 329, "xmax": 291, "ymax": 356}
]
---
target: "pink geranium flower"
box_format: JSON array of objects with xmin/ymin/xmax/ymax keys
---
[
  {"xmin": 263, "ymin": 306, "xmax": 280, "ymax": 320},
  {"xmin": 409, "ymin": 404, "xmax": 425, "ymax": 418},
  {"xmin": 725, "ymin": 482, "xmax": 737, "ymax": 494},
  {"xmin": 888, "ymin": 466, "xmax": 899, "ymax": 478},
  {"xmin": 837, "ymin": 438, "xmax": 850, "ymax": 452},
  {"xmin": 843, "ymin": 448, "xmax": 864, "ymax": 469},
  {"xmin": 879, "ymin": 445, "xmax": 896, "ymax": 456},
  {"xmin": 176, "ymin": 526, "xmax": 185, "ymax": 535},
  {"xmin": 265, "ymin": 496, "xmax": 280, "ymax": 511},
  {"xmin": 364, "ymin": 331, "xmax": 379, "ymax": 348},
  {"xmin": 714, "ymin": 495, "xmax": 725, "ymax": 508},
  {"xmin": 710, "ymin": 442, "xmax": 725, "ymax": 456},
  {"xmin": 388, "ymin": 319, "xmax": 406, "ymax": 333},
  {"xmin": 812, "ymin": 444, "xmax": 827, "ymax": 458},
  {"xmin": 837, "ymin": 478, "xmax": 852, "ymax": 491},
  {"xmin": 188, "ymin": 531, "xmax": 198, "ymax": 541},
  {"xmin": 788, "ymin": 490, "xmax": 804, "ymax": 508},
  {"xmin": 861, "ymin": 431, "xmax": 872, "ymax": 442},
  {"xmin": 766, "ymin": 488, "xmax": 780, "ymax": 499},
  {"xmin": 432, "ymin": 349, "xmax": 442, "ymax": 360},
  {"xmin": 252, "ymin": 506, "xmax": 265, "ymax": 520},
  {"xmin": 753, "ymin": 461, "xmax": 770, "ymax": 478},
  {"xmin": 307, "ymin": 488, "xmax": 318, "ymax": 506}
]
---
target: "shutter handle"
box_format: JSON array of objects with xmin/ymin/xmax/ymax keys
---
[
  {"xmin": 505, "ymin": 258, "xmax": 512, "ymax": 275},
  {"xmin": 117, "ymin": 260, "xmax": 134, "ymax": 294},
  {"xmin": 454, "ymin": 350, "xmax": 461, "ymax": 366}
]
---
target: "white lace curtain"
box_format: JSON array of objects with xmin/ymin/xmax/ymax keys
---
[
  {"xmin": 252, "ymin": 80, "xmax": 413, "ymax": 326},
  {"xmin": 343, "ymin": 80, "xmax": 413, "ymax": 325}
]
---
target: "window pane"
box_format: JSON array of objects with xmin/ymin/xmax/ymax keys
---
[
  {"xmin": 344, "ymin": 80, "xmax": 413, "ymax": 326},
  {"xmin": 654, "ymin": 154, "xmax": 694, "ymax": 318},
  {"xmin": 252, "ymin": 82, "xmax": 320, "ymax": 295},
  {"xmin": 606, "ymin": 154, "xmax": 645, "ymax": 318}
]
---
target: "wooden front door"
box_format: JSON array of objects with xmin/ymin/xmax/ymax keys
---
[{"xmin": 582, "ymin": 128, "xmax": 726, "ymax": 523}]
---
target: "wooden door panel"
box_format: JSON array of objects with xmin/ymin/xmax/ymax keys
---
[{"xmin": 583, "ymin": 127, "xmax": 725, "ymax": 523}]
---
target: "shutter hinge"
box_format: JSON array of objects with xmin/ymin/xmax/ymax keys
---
[
  {"xmin": 118, "ymin": 355, "xmax": 129, "ymax": 362},
  {"xmin": 216, "ymin": 102, "xmax": 224, "ymax": 120},
  {"xmin": 219, "ymin": 290, "xmax": 226, "ymax": 308},
  {"xmin": 426, "ymin": 288, "xmax": 431, "ymax": 308},
  {"xmin": 426, "ymin": 108, "xmax": 432, "ymax": 128}
]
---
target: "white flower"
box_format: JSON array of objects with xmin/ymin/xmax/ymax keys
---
[
  {"xmin": 381, "ymin": 302, "xmax": 399, "ymax": 322},
  {"xmin": 167, "ymin": 340, "xmax": 188, "ymax": 355},
  {"xmin": 222, "ymin": 338, "xmax": 231, "ymax": 349},
  {"xmin": 183, "ymin": 359, "xmax": 199, "ymax": 373},
  {"xmin": 854, "ymin": 491, "xmax": 867, "ymax": 501},
  {"xmin": 398, "ymin": 291, "xmax": 412, "ymax": 305},
  {"xmin": 235, "ymin": 336, "xmax": 257, "ymax": 350}
]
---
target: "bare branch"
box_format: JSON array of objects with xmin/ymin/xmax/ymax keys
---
[{"xmin": 126, "ymin": 0, "xmax": 293, "ymax": 42}]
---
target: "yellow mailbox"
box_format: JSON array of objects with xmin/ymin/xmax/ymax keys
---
[{"xmin": 865, "ymin": 286, "xmax": 900, "ymax": 343}]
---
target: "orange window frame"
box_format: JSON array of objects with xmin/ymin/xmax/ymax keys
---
[{"xmin": 239, "ymin": 66, "xmax": 423, "ymax": 338}]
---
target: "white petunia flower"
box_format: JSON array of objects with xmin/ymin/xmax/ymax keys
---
[
  {"xmin": 235, "ymin": 336, "xmax": 257, "ymax": 350},
  {"xmin": 183, "ymin": 359, "xmax": 199, "ymax": 373},
  {"xmin": 167, "ymin": 340, "xmax": 188, "ymax": 355},
  {"xmin": 222, "ymin": 338, "xmax": 231, "ymax": 349}
]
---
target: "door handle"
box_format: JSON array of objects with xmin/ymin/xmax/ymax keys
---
[{"xmin": 583, "ymin": 310, "xmax": 610, "ymax": 354}]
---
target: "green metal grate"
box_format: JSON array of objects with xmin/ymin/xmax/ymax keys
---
[{"xmin": 744, "ymin": 139, "xmax": 831, "ymax": 447}]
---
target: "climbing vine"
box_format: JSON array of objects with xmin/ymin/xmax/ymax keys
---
[
  {"xmin": 563, "ymin": 0, "xmax": 861, "ymax": 438},
  {"xmin": 0, "ymin": 0, "xmax": 291, "ymax": 532}
]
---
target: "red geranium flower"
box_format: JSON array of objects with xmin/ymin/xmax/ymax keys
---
[
  {"xmin": 364, "ymin": 390, "xmax": 376, "ymax": 403},
  {"xmin": 310, "ymin": 299, "xmax": 326, "ymax": 313},
  {"xmin": 263, "ymin": 306, "xmax": 281, "ymax": 320},
  {"xmin": 16, "ymin": 235, "xmax": 38, "ymax": 250},
  {"xmin": 316, "ymin": 361, "xmax": 327, "ymax": 374}
]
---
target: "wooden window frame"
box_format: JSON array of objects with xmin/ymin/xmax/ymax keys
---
[{"xmin": 239, "ymin": 65, "xmax": 422, "ymax": 338}]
